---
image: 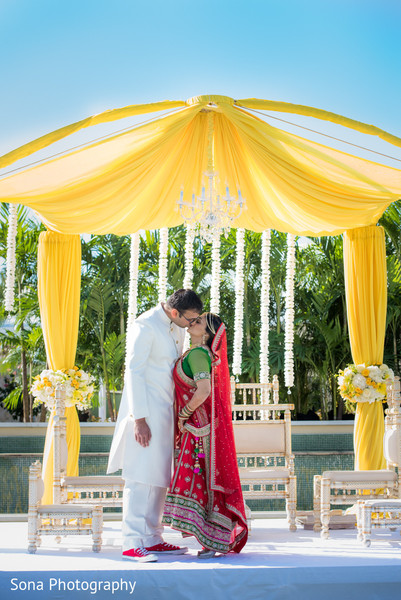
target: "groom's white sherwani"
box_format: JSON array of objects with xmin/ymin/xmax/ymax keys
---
[
  {"xmin": 108, "ymin": 304, "xmax": 185, "ymax": 484},
  {"xmin": 107, "ymin": 304, "xmax": 184, "ymax": 550}
]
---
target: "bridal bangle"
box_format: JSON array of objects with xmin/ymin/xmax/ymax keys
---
[{"xmin": 179, "ymin": 404, "xmax": 195, "ymax": 419}]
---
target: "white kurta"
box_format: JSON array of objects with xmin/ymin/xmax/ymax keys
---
[{"xmin": 107, "ymin": 304, "xmax": 185, "ymax": 488}]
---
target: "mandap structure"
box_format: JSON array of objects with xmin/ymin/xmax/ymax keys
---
[{"xmin": 0, "ymin": 94, "xmax": 400, "ymax": 503}]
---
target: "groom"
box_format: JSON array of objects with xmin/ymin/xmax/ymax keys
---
[{"xmin": 107, "ymin": 289, "xmax": 203, "ymax": 562}]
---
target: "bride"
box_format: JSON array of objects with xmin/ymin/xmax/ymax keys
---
[{"xmin": 162, "ymin": 312, "xmax": 248, "ymax": 558}]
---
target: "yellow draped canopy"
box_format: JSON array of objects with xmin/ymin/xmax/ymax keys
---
[
  {"xmin": 1, "ymin": 94, "xmax": 399, "ymax": 488},
  {"xmin": 0, "ymin": 95, "xmax": 400, "ymax": 236}
]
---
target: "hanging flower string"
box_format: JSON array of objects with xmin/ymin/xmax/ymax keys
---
[
  {"xmin": 158, "ymin": 227, "xmax": 169, "ymax": 303},
  {"xmin": 210, "ymin": 228, "xmax": 221, "ymax": 314},
  {"xmin": 284, "ymin": 233, "xmax": 296, "ymax": 391},
  {"xmin": 5, "ymin": 203, "xmax": 18, "ymax": 313},
  {"xmin": 232, "ymin": 228, "xmax": 245, "ymax": 376},
  {"xmin": 183, "ymin": 222, "xmax": 195, "ymax": 289},
  {"xmin": 183, "ymin": 223, "xmax": 196, "ymax": 351},
  {"xmin": 259, "ymin": 229, "xmax": 271, "ymax": 386},
  {"xmin": 127, "ymin": 232, "xmax": 140, "ymax": 331},
  {"xmin": 125, "ymin": 232, "xmax": 141, "ymax": 368}
]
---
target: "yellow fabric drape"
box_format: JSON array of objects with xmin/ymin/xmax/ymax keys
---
[
  {"xmin": 0, "ymin": 100, "xmax": 186, "ymax": 170},
  {"xmin": 1, "ymin": 95, "xmax": 400, "ymax": 236},
  {"xmin": 38, "ymin": 231, "xmax": 82, "ymax": 504},
  {"xmin": 343, "ymin": 226, "xmax": 387, "ymax": 470}
]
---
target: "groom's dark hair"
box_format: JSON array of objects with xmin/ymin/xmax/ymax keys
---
[{"xmin": 166, "ymin": 289, "xmax": 203, "ymax": 313}]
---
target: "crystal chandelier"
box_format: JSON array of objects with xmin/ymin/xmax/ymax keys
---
[{"xmin": 177, "ymin": 109, "xmax": 245, "ymax": 243}]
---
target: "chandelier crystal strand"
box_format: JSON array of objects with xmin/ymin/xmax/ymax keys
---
[
  {"xmin": 5, "ymin": 203, "xmax": 18, "ymax": 312},
  {"xmin": 158, "ymin": 227, "xmax": 169, "ymax": 303},
  {"xmin": 232, "ymin": 228, "xmax": 245, "ymax": 376},
  {"xmin": 284, "ymin": 233, "xmax": 296, "ymax": 392},
  {"xmin": 259, "ymin": 229, "xmax": 271, "ymax": 394},
  {"xmin": 127, "ymin": 232, "xmax": 140, "ymax": 331},
  {"xmin": 210, "ymin": 228, "xmax": 221, "ymax": 313}
]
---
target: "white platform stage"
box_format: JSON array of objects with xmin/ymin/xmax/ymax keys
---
[{"xmin": 1, "ymin": 518, "xmax": 401, "ymax": 600}]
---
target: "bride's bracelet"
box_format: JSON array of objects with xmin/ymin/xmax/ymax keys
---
[{"xmin": 179, "ymin": 404, "xmax": 195, "ymax": 419}]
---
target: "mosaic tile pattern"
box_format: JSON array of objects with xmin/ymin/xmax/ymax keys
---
[{"xmin": 0, "ymin": 432, "xmax": 356, "ymax": 513}]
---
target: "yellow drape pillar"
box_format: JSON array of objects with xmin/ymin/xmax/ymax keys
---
[
  {"xmin": 38, "ymin": 231, "xmax": 82, "ymax": 504},
  {"xmin": 343, "ymin": 225, "xmax": 387, "ymax": 470}
]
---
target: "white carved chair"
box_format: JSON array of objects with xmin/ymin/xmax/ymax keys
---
[
  {"xmin": 27, "ymin": 388, "xmax": 103, "ymax": 553},
  {"xmin": 356, "ymin": 385, "xmax": 401, "ymax": 546},
  {"xmin": 313, "ymin": 377, "xmax": 401, "ymax": 539},
  {"xmin": 231, "ymin": 376, "xmax": 297, "ymax": 531},
  {"xmin": 54, "ymin": 387, "xmax": 124, "ymax": 508}
]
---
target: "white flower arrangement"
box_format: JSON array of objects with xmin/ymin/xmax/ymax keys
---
[
  {"xmin": 284, "ymin": 233, "xmax": 296, "ymax": 390},
  {"xmin": 232, "ymin": 228, "xmax": 245, "ymax": 375},
  {"xmin": 158, "ymin": 227, "xmax": 169, "ymax": 302},
  {"xmin": 259, "ymin": 229, "xmax": 271, "ymax": 385},
  {"xmin": 5, "ymin": 203, "xmax": 18, "ymax": 313},
  {"xmin": 210, "ymin": 228, "xmax": 221, "ymax": 314},
  {"xmin": 338, "ymin": 363, "xmax": 394, "ymax": 404},
  {"xmin": 31, "ymin": 367, "xmax": 95, "ymax": 411}
]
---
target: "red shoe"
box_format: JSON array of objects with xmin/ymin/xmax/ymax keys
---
[
  {"xmin": 122, "ymin": 547, "xmax": 158, "ymax": 563},
  {"xmin": 145, "ymin": 542, "xmax": 188, "ymax": 555}
]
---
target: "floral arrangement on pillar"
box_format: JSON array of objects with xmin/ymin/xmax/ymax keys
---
[
  {"xmin": 158, "ymin": 227, "xmax": 169, "ymax": 303},
  {"xmin": 259, "ymin": 229, "xmax": 271, "ymax": 386},
  {"xmin": 5, "ymin": 203, "xmax": 18, "ymax": 313},
  {"xmin": 284, "ymin": 233, "xmax": 296, "ymax": 392},
  {"xmin": 127, "ymin": 232, "xmax": 140, "ymax": 331},
  {"xmin": 31, "ymin": 367, "xmax": 95, "ymax": 412},
  {"xmin": 232, "ymin": 228, "xmax": 245, "ymax": 376},
  {"xmin": 337, "ymin": 364, "xmax": 394, "ymax": 411},
  {"xmin": 210, "ymin": 228, "xmax": 221, "ymax": 314}
]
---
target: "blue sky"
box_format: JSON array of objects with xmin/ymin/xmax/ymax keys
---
[{"xmin": 0, "ymin": 0, "xmax": 400, "ymax": 166}]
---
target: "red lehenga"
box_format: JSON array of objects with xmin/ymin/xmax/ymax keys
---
[{"xmin": 162, "ymin": 324, "xmax": 248, "ymax": 554}]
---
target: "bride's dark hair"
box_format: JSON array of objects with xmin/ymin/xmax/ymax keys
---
[{"xmin": 204, "ymin": 313, "xmax": 223, "ymax": 348}]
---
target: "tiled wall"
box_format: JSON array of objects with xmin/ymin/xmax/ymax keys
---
[{"xmin": 0, "ymin": 432, "xmax": 354, "ymax": 513}]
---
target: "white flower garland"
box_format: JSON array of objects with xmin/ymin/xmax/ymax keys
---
[
  {"xmin": 127, "ymin": 232, "xmax": 140, "ymax": 331},
  {"xmin": 158, "ymin": 227, "xmax": 169, "ymax": 303},
  {"xmin": 284, "ymin": 233, "xmax": 296, "ymax": 391},
  {"xmin": 232, "ymin": 228, "xmax": 245, "ymax": 375},
  {"xmin": 259, "ymin": 229, "xmax": 271, "ymax": 385},
  {"xmin": 5, "ymin": 204, "xmax": 18, "ymax": 312},
  {"xmin": 182, "ymin": 223, "xmax": 196, "ymax": 351},
  {"xmin": 210, "ymin": 228, "xmax": 221, "ymax": 314},
  {"xmin": 183, "ymin": 222, "xmax": 195, "ymax": 289}
]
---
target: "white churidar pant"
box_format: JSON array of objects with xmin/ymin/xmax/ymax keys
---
[{"xmin": 122, "ymin": 480, "xmax": 167, "ymax": 550}]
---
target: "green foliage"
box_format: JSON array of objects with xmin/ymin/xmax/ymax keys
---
[{"xmin": 1, "ymin": 200, "xmax": 400, "ymax": 421}]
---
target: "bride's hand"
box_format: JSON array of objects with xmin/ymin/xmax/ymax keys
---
[{"xmin": 178, "ymin": 417, "xmax": 187, "ymax": 433}]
